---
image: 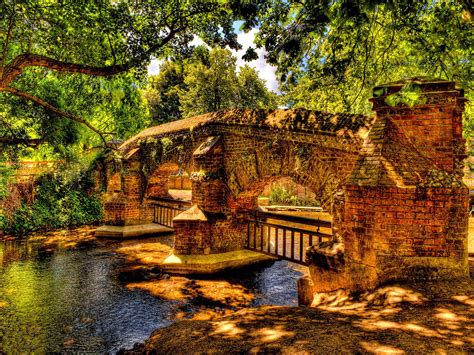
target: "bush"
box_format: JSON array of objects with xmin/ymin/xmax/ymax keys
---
[
  {"xmin": 268, "ymin": 185, "xmax": 319, "ymax": 207},
  {"xmin": 0, "ymin": 168, "xmax": 103, "ymax": 236}
]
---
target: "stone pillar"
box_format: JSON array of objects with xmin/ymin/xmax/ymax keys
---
[
  {"xmin": 303, "ymin": 79, "xmax": 469, "ymax": 301},
  {"xmin": 173, "ymin": 136, "xmax": 247, "ymax": 254},
  {"xmin": 103, "ymin": 158, "xmax": 148, "ymax": 226}
]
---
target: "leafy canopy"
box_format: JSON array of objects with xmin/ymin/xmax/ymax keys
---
[
  {"xmin": 145, "ymin": 46, "xmax": 278, "ymax": 122},
  {"xmin": 233, "ymin": 0, "xmax": 472, "ymax": 134},
  {"xmin": 0, "ymin": 0, "xmax": 242, "ymax": 158}
]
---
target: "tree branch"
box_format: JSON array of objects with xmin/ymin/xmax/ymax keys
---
[
  {"xmin": 1, "ymin": 27, "xmax": 179, "ymax": 87},
  {"xmin": 1, "ymin": 86, "xmax": 110, "ymax": 144},
  {"xmin": 0, "ymin": 136, "xmax": 46, "ymax": 148},
  {"xmin": 1, "ymin": 11, "xmax": 16, "ymax": 68}
]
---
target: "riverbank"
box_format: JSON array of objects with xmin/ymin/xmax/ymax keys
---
[{"xmin": 123, "ymin": 278, "xmax": 474, "ymax": 354}]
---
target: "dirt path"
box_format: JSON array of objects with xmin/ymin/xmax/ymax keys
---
[{"xmin": 123, "ymin": 279, "xmax": 474, "ymax": 354}]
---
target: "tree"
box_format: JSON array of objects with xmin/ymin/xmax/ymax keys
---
[
  {"xmin": 233, "ymin": 0, "xmax": 472, "ymax": 126},
  {"xmin": 0, "ymin": 69, "xmax": 151, "ymax": 161},
  {"xmin": 180, "ymin": 47, "xmax": 240, "ymax": 117},
  {"xmin": 0, "ymin": 0, "xmax": 242, "ymax": 153},
  {"xmin": 237, "ymin": 64, "xmax": 278, "ymax": 109},
  {"xmin": 146, "ymin": 47, "xmax": 278, "ymax": 119},
  {"xmin": 142, "ymin": 61, "xmax": 185, "ymax": 125}
]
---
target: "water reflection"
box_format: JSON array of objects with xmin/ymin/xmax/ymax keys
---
[{"xmin": 0, "ymin": 234, "xmax": 304, "ymax": 353}]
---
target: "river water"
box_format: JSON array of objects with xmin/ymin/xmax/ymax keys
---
[{"xmin": 0, "ymin": 233, "xmax": 306, "ymax": 353}]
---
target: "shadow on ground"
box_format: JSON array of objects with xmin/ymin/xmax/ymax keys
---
[{"xmin": 123, "ymin": 279, "xmax": 474, "ymax": 354}]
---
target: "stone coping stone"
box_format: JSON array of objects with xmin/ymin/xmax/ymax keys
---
[
  {"xmin": 161, "ymin": 249, "xmax": 276, "ymax": 275},
  {"xmin": 173, "ymin": 204, "xmax": 208, "ymax": 222},
  {"xmin": 95, "ymin": 223, "xmax": 173, "ymax": 239}
]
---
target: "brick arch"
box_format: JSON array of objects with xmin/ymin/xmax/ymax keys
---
[
  {"xmin": 229, "ymin": 171, "xmax": 340, "ymax": 213},
  {"xmin": 222, "ymin": 138, "xmax": 357, "ymax": 212}
]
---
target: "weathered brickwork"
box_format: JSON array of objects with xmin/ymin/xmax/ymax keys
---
[
  {"xmin": 221, "ymin": 133, "xmax": 360, "ymax": 211},
  {"xmin": 168, "ymin": 175, "xmax": 192, "ymax": 189},
  {"xmin": 370, "ymin": 80, "xmax": 466, "ymax": 175},
  {"xmin": 101, "ymin": 108, "xmax": 368, "ymax": 253},
  {"xmin": 146, "ymin": 163, "xmax": 180, "ymax": 198},
  {"xmin": 304, "ymin": 79, "xmax": 469, "ymax": 295},
  {"xmin": 341, "ymin": 186, "xmax": 469, "ymax": 287},
  {"xmin": 173, "ymin": 211, "xmax": 247, "ymax": 255},
  {"xmin": 104, "ymin": 158, "xmax": 147, "ymax": 225},
  {"xmin": 101, "ymin": 80, "xmax": 469, "ymax": 295}
]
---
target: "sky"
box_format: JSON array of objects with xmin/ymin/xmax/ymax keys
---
[{"xmin": 147, "ymin": 23, "xmax": 279, "ymax": 92}]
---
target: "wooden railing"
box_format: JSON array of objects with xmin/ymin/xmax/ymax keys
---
[
  {"xmin": 246, "ymin": 211, "xmax": 332, "ymax": 265},
  {"xmin": 150, "ymin": 198, "xmax": 191, "ymax": 228}
]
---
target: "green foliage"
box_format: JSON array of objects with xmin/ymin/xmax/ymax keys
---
[
  {"xmin": 180, "ymin": 47, "xmax": 240, "ymax": 117},
  {"xmin": 269, "ymin": 185, "xmax": 319, "ymax": 207},
  {"xmin": 0, "ymin": 162, "xmax": 14, "ymax": 200},
  {"xmin": 237, "ymin": 0, "xmax": 472, "ymax": 133},
  {"xmin": 237, "ymin": 64, "xmax": 279, "ymax": 109},
  {"xmin": 384, "ymin": 83, "xmax": 426, "ymax": 108},
  {"xmin": 1, "ymin": 71, "xmax": 151, "ymax": 161},
  {"xmin": 0, "ymin": 168, "xmax": 103, "ymax": 236},
  {"xmin": 143, "ymin": 61, "xmax": 186, "ymax": 125},
  {"xmin": 1, "ymin": 0, "xmax": 242, "ymax": 160},
  {"xmin": 144, "ymin": 47, "xmax": 278, "ymax": 122}
]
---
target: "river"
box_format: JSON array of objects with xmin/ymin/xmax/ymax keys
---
[{"xmin": 0, "ymin": 230, "xmax": 306, "ymax": 353}]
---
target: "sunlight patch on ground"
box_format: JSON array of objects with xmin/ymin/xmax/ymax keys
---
[
  {"xmin": 210, "ymin": 321, "xmax": 245, "ymax": 338},
  {"xmin": 355, "ymin": 319, "xmax": 444, "ymax": 339},
  {"xmin": 313, "ymin": 285, "xmax": 426, "ymax": 314},
  {"xmin": 452, "ymin": 295, "xmax": 474, "ymax": 307},
  {"xmin": 253, "ymin": 326, "xmax": 295, "ymax": 343},
  {"xmin": 360, "ymin": 341, "xmax": 405, "ymax": 354}
]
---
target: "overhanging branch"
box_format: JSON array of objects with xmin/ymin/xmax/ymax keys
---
[
  {"xmin": 2, "ymin": 86, "xmax": 111, "ymax": 144},
  {"xmin": 0, "ymin": 136, "xmax": 45, "ymax": 148},
  {"xmin": 1, "ymin": 28, "xmax": 179, "ymax": 86}
]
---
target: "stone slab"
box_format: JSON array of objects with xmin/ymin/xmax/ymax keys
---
[
  {"xmin": 95, "ymin": 223, "xmax": 173, "ymax": 239},
  {"xmin": 161, "ymin": 250, "xmax": 277, "ymax": 275}
]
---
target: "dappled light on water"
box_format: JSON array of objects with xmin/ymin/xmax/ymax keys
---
[{"xmin": 0, "ymin": 228, "xmax": 303, "ymax": 352}]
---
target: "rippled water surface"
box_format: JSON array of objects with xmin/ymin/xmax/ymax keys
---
[{"xmin": 0, "ymin": 234, "xmax": 305, "ymax": 353}]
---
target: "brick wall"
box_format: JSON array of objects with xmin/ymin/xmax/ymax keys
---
[
  {"xmin": 330, "ymin": 78, "xmax": 469, "ymax": 290},
  {"xmin": 173, "ymin": 210, "xmax": 247, "ymax": 255},
  {"xmin": 342, "ymin": 185, "xmax": 468, "ymax": 287},
  {"xmin": 168, "ymin": 175, "xmax": 192, "ymax": 189},
  {"xmin": 146, "ymin": 162, "xmax": 180, "ymax": 198}
]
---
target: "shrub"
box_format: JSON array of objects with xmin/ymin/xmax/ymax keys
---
[
  {"xmin": 0, "ymin": 168, "xmax": 103, "ymax": 236},
  {"xmin": 268, "ymin": 185, "xmax": 319, "ymax": 207}
]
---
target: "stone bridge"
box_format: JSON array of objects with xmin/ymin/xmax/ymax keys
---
[
  {"xmin": 98, "ymin": 78, "xmax": 469, "ymax": 302},
  {"xmin": 101, "ymin": 107, "xmax": 371, "ymax": 244}
]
